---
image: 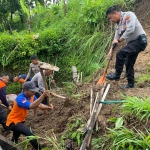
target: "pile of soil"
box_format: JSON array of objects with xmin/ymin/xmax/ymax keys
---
[{"xmin": 1, "ymin": 0, "xmax": 150, "ymax": 149}]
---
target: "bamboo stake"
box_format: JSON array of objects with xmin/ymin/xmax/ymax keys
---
[
  {"xmin": 87, "ymin": 82, "xmax": 106, "ymax": 148},
  {"xmin": 80, "ymin": 84, "xmax": 110, "ymax": 150},
  {"xmin": 81, "ymin": 72, "xmax": 82, "ymax": 83},
  {"xmin": 90, "ymin": 88, "xmax": 93, "ymax": 115}
]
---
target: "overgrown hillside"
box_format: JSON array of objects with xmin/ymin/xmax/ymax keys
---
[
  {"xmin": 2, "ymin": 0, "xmax": 150, "ymax": 150},
  {"xmin": 0, "ymin": 0, "xmax": 133, "ymax": 82}
]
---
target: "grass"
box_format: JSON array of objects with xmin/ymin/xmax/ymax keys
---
[
  {"xmin": 136, "ymin": 73, "xmax": 150, "ymax": 85},
  {"xmin": 121, "ymin": 96, "xmax": 150, "ymax": 121}
]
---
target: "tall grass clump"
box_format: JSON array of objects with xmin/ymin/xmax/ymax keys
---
[
  {"xmin": 92, "ymin": 117, "xmax": 150, "ymax": 150},
  {"xmin": 107, "ymin": 126, "xmax": 150, "ymax": 150},
  {"xmin": 121, "ymin": 96, "xmax": 150, "ymax": 121}
]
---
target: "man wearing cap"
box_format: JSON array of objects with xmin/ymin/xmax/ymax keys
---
[
  {"xmin": 24, "ymin": 55, "xmax": 41, "ymax": 82},
  {"xmin": 6, "ymin": 81, "xmax": 53, "ymax": 150},
  {"xmin": 10, "ymin": 74, "xmax": 32, "ymax": 84}
]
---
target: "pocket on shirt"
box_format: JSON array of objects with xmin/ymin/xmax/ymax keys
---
[{"xmin": 139, "ymin": 34, "xmax": 147, "ymax": 51}]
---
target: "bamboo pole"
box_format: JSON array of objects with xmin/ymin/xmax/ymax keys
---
[
  {"xmin": 87, "ymin": 82, "xmax": 106, "ymax": 148},
  {"xmin": 80, "ymin": 84, "xmax": 110, "ymax": 150}
]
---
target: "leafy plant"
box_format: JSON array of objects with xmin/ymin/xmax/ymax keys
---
[
  {"xmin": 6, "ymin": 82, "xmax": 22, "ymax": 94},
  {"xmin": 121, "ymin": 96, "xmax": 150, "ymax": 121},
  {"xmin": 107, "ymin": 126, "xmax": 150, "ymax": 150},
  {"xmin": 61, "ymin": 117, "xmax": 85, "ymax": 146},
  {"xmin": 92, "ymin": 117, "xmax": 150, "ymax": 150},
  {"xmin": 16, "ymin": 131, "xmax": 64, "ymax": 150}
]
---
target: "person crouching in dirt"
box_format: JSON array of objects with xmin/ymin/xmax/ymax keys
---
[
  {"xmin": 106, "ymin": 6, "xmax": 147, "ymax": 89},
  {"xmin": 0, "ymin": 74, "xmax": 12, "ymax": 133},
  {"xmin": 31, "ymin": 69, "xmax": 55, "ymax": 115},
  {"xmin": 6, "ymin": 81, "xmax": 53, "ymax": 150},
  {"xmin": 10, "ymin": 74, "xmax": 32, "ymax": 84}
]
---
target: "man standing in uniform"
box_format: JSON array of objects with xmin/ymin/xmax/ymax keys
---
[
  {"xmin": 24, "ymin": 55, "xmax": 41, "ymax": 82},
  {"xmin": 106, "ymin": 6, "xmax": 147, "ymax": 88}
]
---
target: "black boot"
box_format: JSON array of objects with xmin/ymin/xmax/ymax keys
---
[
  {"xmin": 11, "ymin": 137, "xmax": 18, "ymax": 144},
  {"xmin": 120, "ymin": 83, "xmax": 134, "ymax": 89},
  {"xmin": 106, "ymin": 72, "xmax": 120, "ymax": 81},
  {"xmin": 2, "ymin": 123, "xmax": 11, "ymax": 135}
]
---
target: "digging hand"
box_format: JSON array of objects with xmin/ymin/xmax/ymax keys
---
[
  {"xmin": 43, "ymin": 90, "xmax": 50, "ymax": 97},
  {"xmin": 107, "ymin": 43, "xmax": 118, "ymax": 60},
  {"xmin": 8, "ymin": 105, "xmax": 12, "ymax": 111},
  {"xmin": 112, "ymin": 38, "xmax": 119, "ymax": 44},
  {"xmin": 48, "ymin": 104, "xmax": 54, "ymax": 110}
]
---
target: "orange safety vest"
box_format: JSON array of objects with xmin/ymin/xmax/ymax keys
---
[
  {"xmin": 6, "ymin": 96, "xmax": 34, "ymax": 126},
  {"xmin": 0, "ymin": 80, "xmax": 6, "ymax": 89},
  {"xmin": 18, "ymin": 78, "xmax": 25, "ymax": 83}
]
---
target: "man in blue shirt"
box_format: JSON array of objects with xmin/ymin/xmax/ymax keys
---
[{"xmin": 6, "ymin": 81, "xmax": 53, "ymax": 150}]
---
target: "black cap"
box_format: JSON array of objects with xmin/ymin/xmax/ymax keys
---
[
  {"xmin": 9, "ymin": 76, "xmax": 14, "ymax": 82},
  {"xmin": 23, "ymin": 81, "xmax": 39, "ymax": 92},
  {"xmin": 30, "ymin": 55, "xmax": 37, "ymax": 60}
]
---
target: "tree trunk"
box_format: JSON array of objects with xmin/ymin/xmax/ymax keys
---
[{"xmin": 63, "ymin": 0, "xmax": 66, "ymax": 16}]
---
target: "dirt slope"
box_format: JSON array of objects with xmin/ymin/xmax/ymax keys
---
[{"xmin": 1, "ymin": 0, "xmax": 150, "ymax": 150}]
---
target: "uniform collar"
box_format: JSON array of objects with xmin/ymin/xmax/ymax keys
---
[{"xmin": 117, "ymin": 11, "xmax": 125, "ymax": 24}]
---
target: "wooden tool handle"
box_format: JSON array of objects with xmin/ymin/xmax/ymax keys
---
[{"xmin": 39, "ymin": 67, "xmax": 50, "ymax": 106}]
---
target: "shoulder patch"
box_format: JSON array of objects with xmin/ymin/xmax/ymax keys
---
[
  {"xmin": 22, "ymin": 98, "xmax": 27, "ymax": 103},
  {"xmin": 125, "ymin": 15, "xmax": 130, "ymax": 20}
]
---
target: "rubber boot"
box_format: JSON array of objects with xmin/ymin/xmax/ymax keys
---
[
  {"xmin": 120, "ymin": 83, "xmax": 134, "ymax": 89},
  {"xmin": 106, "ymin": 72, "xmax": 120, "ymax": 81}
]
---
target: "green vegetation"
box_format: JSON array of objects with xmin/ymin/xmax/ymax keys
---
[
  {"xmin": 61, "ymin": 116, "xmax": 85, "ymax": 146},
  {"xmin": 91, "ymin": 96, "xmax": 150, "ymax": 150},
  {"xmin": 6, "ymin": 82, "xmax": 22, "ymax": 94},
  {"xmin": 0, "ymin": 0, "xmax": 130, "ymax": 82},
  {"xmin": 16, "ymin": 117, "xmax": 85, "ymax": 149},
  {"xmin": 62, "ymin": 82, "xmax": 77, "ymax": 94},
  {"xmin": 136, "ymin": 73, "xmax": 150, "ymax": 85},
  {"xmin": 135, "ymin": 62, "xmax": 150, "ymax": 86},
  {"xmin": 122, "ymin": 96, "xmax": 150, "ymax": 121}
]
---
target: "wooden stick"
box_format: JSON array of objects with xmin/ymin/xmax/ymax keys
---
[
  {"xmin": 87, "ymin": 82, "xmax": 106, "ymax": 148},
  {"xmin": 0, "ymin": 103, "xmax": 7, "ymax": 108},
  {"xmin": 90, "ymin": 73, "xmax": 95, "ymax": 115},
  {"xmin": 39, "ymin": 67, "xmax": 50, "ymax": 106},
  {"xmin": 80, "ymin": 84, "xmax": 110, "ymax": 150},
  {"xmin": 83, "ymin": 83, "xmax": 106, "ymax": 132},
  {"xmin": 50, "ymin": 92, "xmax": 66, "ymax": 99},
  {"xmin": 90, "ymin": 88, "xmax": 93, "ymax": 115}
]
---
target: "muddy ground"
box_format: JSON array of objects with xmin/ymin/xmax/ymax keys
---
[{"xmin": 1, "ymin": 0, "xmax": 150, "ymax": 149}]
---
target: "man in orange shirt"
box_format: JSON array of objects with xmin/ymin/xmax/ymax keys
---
[
  {"xmin": 0, "ymin": 74, "xmax": 12, "ymax": 133},
  {"xmin": 6, "ymin": 81, "xmax": 53, "ymax": 150}
]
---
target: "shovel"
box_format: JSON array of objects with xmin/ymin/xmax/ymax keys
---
[{"xmin": 96, "ymin": 44, "xmax": 117, "ymax": 85}]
